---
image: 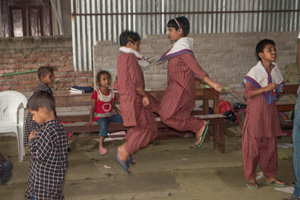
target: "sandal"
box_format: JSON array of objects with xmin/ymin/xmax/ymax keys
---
[
  {"xmin": 99, "ymin": 147, "xmax": 107, "ymax": 155},
  {"xmin": 128, "ymin": 155, "xmax": 136, "ymax": 165},
  {"xmin": 115, "ymin": 151, "xmax": 130, "ymax": 175},
  {"xmin": 196, "ymin": 120, "xmax": 209, "ymax": 149},
  {"xmin": 264, "ymin": 179, "xmax": 286, "ymax": 186},
  {"xmin": 246, "ymin": 182, "xmax": 258, "ymax": 189}
]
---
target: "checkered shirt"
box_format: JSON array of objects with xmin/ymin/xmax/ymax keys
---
[
  {"xmin": 24, "ymin": 83, "xmax": 53, "ymax": 145},
  {"xmin": 33, "ymin": 83, "xmax": 53, "ymax": 95},
  {"xmin": 25, "ymin": 120, "xmax": 68, "ymax": 200},
  {"xmin": 0, "ymin": 153, "xmax": 6, "ymax": 178}
]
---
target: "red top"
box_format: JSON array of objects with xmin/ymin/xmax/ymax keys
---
[{"xmin": 91, "ymin": 88, "xmax": 116, "ymax": 121}]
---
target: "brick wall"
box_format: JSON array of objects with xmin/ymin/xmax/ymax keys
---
[
  {"xmin": 0, "ymin": 36, "xmax": 93, "ymax": 97},
  {"xmin": 94, "ymin": 31, "xmax": 299, "ymax": 104}
]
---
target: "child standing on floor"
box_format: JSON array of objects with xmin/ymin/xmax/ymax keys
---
[
  {"xmin": 243, "ymin": 39, "xmax": 286, "ymax": 189},
  {"xmin": 86, "ymin": 70, "xmax": 123, "ymax": 155},
  {"xmin": 24, "ymin": 66, "xmax": 54, "ymax": 146},
  {"xmin": 115, "ymin": 30, "xmax": 159, "ymax": 174},
  {"xmin": 25, "ymin": 91, "xmax": 68, "ymax": 199},
  {"xmin": 158, "ymin": 16, "xmax": 225, "ymax": 148}
]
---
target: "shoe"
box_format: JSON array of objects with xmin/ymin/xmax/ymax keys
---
[
  {"xmin": 128, "ymin": 155, "xmax": 135, "ymax": 165},
  {"xmin": 0, "ymin": 161, "xmax": 13, "ymax": 185},
  {"xmin": 99, "ymin": 147, "xmax": 107, "ymax": 155},
  {"xmin": 264, "ymin": 179, "xmax": 286, "ymax": 187},
  {"xmin": 246, "ymin": 182, "xmax": 258, "ymax": 189},
  {"xmin": 115, "ymin": 151, "xmax": 130, "ymax": 175},
  {"xmin": 196, "ymin": 120, "xmax": 210, "ymax": 149}
]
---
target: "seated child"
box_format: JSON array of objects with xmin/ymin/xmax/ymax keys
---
[
  {"xmin": 0, "ymin": 153, "xmax": 13, "ymax": 186},
  {"xmin": 86, "ymin": 70, "xmax": 123, "ymax": 155},
  {"xmin": 25, "ymin": 91, "xmax": 68, "ymax": 199},
  {"xmin": 24, "ymin": 66, "xmax": 54, "ymax": 146}
]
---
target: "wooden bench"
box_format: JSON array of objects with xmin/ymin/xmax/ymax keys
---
[
  {"xmin": 54, "ymin": 87, "xmax": 226, "ymax": 152},
  {"xmin": 276, "ymin": 84, "xmax": 299, "ymax": 128}
]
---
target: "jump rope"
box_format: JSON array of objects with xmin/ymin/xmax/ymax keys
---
[
  {"xmin": 201, "ymin": 84, "xmax": 244, "ymax": 128},
  {"xmin": 202, "ymin": 83, "xmax": 285, "ymax": 128},
  {"xmin": 2, "ymin": 70, "xmax": 284, "ymax": 128}
]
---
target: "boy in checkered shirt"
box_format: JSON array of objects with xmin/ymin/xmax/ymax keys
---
[
  {"xmin": 25, "ymin": 91, "xmax": 68, "ymax": 200},
  {"xmin": 24, "ymin": 66, "xmax": 54, "ymax": 146}
]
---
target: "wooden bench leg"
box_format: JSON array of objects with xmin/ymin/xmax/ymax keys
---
[
  {"xmin": 211, "ymin": 118, "xmax": 225, "ymax": 153},
  {"xmin": 213, "ymin": 118, "xmax": 225, "ymax": 153},
  {"xmin": 213, "ymin": 123, "xmax": 218, "ymax": 151},
  {"xmin": 219, "ymin": 119, "xmax": 225, "ymax": 153}
]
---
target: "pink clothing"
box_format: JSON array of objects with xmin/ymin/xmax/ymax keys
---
[
  {"xmin": 242, "ymin": 79, "xmax": 282, "ymax": 179},
  {"xmin": 243, "ymin": 81, "xmax": 281, "ymax": 138},
  {"xmin": 117, "ymin": 53, "xmax": 144, "ymax": 127},
  {"xmin": 124, "ymin": 102, "xmax": 158, "ymax": 155},
  {"xmin": 91, "ymin": 89, "xmax": 117, "ymax": 121},
  {"xmin": 158, "ymin": 52, "xmax": 208, "ymax": 133},
  {"xmin": 242, "ymin": 131, "xmax": 278, "ymax": 179},
  {"xmin": 117, "ymin": 52, "xmax": 158, "ymax": 154}
]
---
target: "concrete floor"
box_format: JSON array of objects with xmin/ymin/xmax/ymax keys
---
[{"xmin": 0, "ymin": 131, "xmax": 296, "ymax": 200}]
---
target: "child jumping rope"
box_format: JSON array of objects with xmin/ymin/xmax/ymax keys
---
[
  {"xmin": 86, "ymin": 70, "xmax": 123, "ymax": 155},
  {"xmin": 115, "ymin": 30, "xmax": 159, "ymax": 174},
  {"xmin": 243, "ymin": 39, "xmax": 286, "ymax": 189},
  {"xmin": 158, "ymin": 16, "xmax": 225, "ymax": 148}
]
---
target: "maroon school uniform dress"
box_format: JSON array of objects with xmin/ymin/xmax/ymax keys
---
[
  {"xmin": 158, "ymin": 37, "xmax": 207, "ymax": 133},
  {"xmin": 242, "ymin": 61, "xmax": 284, "ymax": 179},
  {"xmin": 117, "ymin": 51, "xmax": 158, "ymax": 155}
]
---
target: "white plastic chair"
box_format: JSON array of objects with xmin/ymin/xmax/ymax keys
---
[{"xmin": 0, "ymin": 91, "xmax": 28, "ymax": 162}]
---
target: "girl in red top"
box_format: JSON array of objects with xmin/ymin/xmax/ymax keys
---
[
  {"xmin": 158, "ymin": 16, "xmax": 225, "ymax": 149},
  {"xmin": 86, "ymin": 71, "xmax": 123, "ymax": 155}
]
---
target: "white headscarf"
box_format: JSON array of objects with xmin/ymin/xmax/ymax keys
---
[
  {"xmin": 119, "ymin": 47, "xmax": 151, "ymax": 68},
  {"xmin": 158, "ymin": 37, "xmax": 194, "ymax": 61}
]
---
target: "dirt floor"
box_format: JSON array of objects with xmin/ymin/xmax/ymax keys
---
[{"xmin": 0, "ymin": 129, "xmax": 296, "ymax": 200}]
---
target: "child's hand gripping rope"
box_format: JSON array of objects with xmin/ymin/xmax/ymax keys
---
[
  {"xmin": 277, "ymin": 83, "xmax": 285, "ymax": 93},
  {"xmin": 202, "ymin": 84, "xmax": 246, "ymax": 128},
  {"xmin": 203, "ymin": 84, "xmax": 230, "ymax": 92}
]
